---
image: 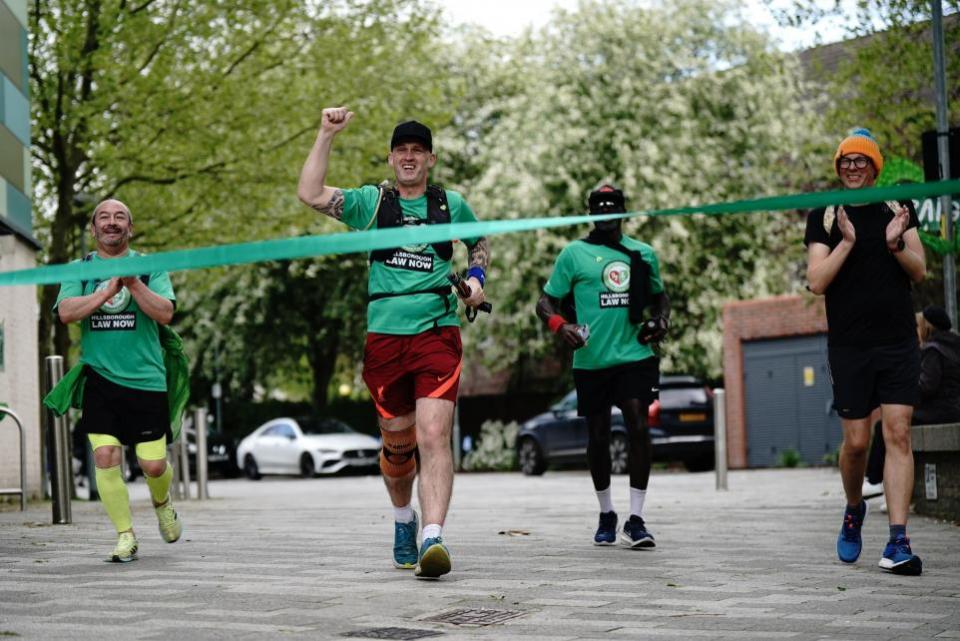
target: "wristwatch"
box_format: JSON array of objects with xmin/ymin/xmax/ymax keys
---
[{"xmin": 890, "ymin": 237, "xmax": 905, "ymax": 253}]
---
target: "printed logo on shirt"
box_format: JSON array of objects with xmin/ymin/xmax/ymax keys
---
[
  {"xmin": 599, "ymin": 260, "xmax": 630, "ymax": 309},
  {"xmin": 401, "ymin": 216, "xmax": 428, "ymax": 254},
  {"xmin": 385, "ymin": 250, "xmax": 434, "ymax": 273},
  {"xmin": 90, "ymin": 313, "xmax": 137, "ymax": 331},
  {"xmin": 95, "ymin": 281, "xmax": 132, "ymax": 314},
  {"xmin": 602, "ymin": 261, "xmax": 630, "ymax": 292}
]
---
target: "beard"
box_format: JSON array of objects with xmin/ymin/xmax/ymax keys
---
[{"xmin": 592, "ymin": 219, "xmax": 621, "ymax": 233}]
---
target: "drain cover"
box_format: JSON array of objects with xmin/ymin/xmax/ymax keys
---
[
  {"xmin": 342, "ymin": 628, "xmax": 443, "ymax": 640},
  {"xmin": 423, "ymin": 608, "xmax": 526, "ymax": 626}
]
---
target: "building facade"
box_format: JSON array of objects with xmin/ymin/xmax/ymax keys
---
[{"xmin": 0, "ymin": 0, "xmax": 41, "ymax": 500}]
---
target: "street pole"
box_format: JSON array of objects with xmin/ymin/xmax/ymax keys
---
[
  {"xmin": 714, "ymin": 388, "xmax": 728, "ymax": 491},
  {"xmin": 932, "ymin": 1, "xmax": 957, "ymax": 326}
]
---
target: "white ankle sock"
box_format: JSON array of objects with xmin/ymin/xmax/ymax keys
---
[
  {"xmin": 422, "ymin": 523, "xmax": 442, "ymax": 540},
  {"xmin": 630, "ymin": 488, "xmax": 647, "ymax": 518},
  {"xmin": 394, "ymin": 504, "xmax": 415, "ymax": 523},
  {"xmin": 596, "ymin": 487, "xmax": 615, "ymax": 513}
]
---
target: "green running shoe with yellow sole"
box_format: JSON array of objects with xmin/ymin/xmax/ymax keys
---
[
  {"xmin": 155, "ymin": 496, "xmax": 183, "ymax": 543},
  {"xmin": 109, "ymin": 531, "xmax": 138, "ymax": 563}
]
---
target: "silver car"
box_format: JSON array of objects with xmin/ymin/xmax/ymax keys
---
[{"xmin": 237, "ymin": 417, "xmax": 380, "ymax": 479}]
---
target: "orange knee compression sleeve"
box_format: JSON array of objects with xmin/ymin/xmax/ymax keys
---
[{"xmin": 380, "ymin": 424, "xmax": 417, "ymax": 478}]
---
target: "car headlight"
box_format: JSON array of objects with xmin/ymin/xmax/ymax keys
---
[{"xmin": 316, "ymin": 449, "xmax": 338, "ymax": 455}]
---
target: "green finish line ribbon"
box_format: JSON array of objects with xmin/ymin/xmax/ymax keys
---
[{"xmin": 1, "ymin": 180, "xmax": 957, "ymax": 287}]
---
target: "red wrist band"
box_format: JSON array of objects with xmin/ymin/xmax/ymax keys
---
[{"xmin": 547, "ymin": 314, "xmax": 567, "ymax": 334}]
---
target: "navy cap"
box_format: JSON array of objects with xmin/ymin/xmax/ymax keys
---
[{"xmin": 391, "ymin": 121, "xmax": 432, "ymax": 151}]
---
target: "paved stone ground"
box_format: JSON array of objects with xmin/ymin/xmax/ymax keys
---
[{"xmin": 1, "ymin": 468, "xmax": 958, "ymax": 640}]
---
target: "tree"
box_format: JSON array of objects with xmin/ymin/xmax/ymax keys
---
[
  {"xmin": 30, "ymin": 1, "xmax": 449, "ymax": 345},
  {"xmin": 31, "ymin": 0, "xmax": 454, "ymax": 407},
  {"xmin": 780, "ymin": 1, "xmax": 960, "ymax": 309},
  {"xmin": 440, "ymin": 0, "xmax": 829, "ymax": 383},
  {"xmin": 177, "ymin": 256, "xmax": 368, "ymax": 412}
]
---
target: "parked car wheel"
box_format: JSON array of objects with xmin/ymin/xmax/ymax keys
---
[
  {"xmin": 518, "ymin": 437, "xmax": 546, "ymax": 476},
  {"xmin": 243, "ymin": 454, "xmax": 262, "ymax": 480},
  {"xmin": 300, "ymin": 453, "xmax": 316, "ymax": 478},
  {"xmin": 683, "ymin": 454, "xmax": 714, "ymax": 473},
  {"xmin": 610, "ymin": 432, "xmax": 629, "ymax": 475}
]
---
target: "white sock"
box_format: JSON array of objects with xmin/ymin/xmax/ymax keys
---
[
  {"xmin": 394, "ymin": 504, "xmax": 415, "ymax": 523},
  {"xmin": 630, "ymin": 488, "xmax": 647, "ymax": 518},
  {"xmin": 422, "ymin": 523, "xmax": 442, "ymax": 540},
  {"xmin": 596, "ymin": 486, "xmax": 615, "ymax": 513}
]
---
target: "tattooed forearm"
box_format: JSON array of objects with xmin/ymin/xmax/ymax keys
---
[
  {"xmin": 468, "ymin": 237, "xmax": 490, "ymax": 269},
  {"xmin": 311, "ymin": 189, "xmax": 344, "ymax": 220}
]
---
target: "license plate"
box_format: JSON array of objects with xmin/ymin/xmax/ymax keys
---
[{"xmin": 679, "ymin": 412, "xmax": 707, "ymax": 422}]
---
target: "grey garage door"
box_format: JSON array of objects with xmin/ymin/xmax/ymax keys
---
[{"xmin": 743, "ymin": 334, "xmax": 841, "ymax": 467}]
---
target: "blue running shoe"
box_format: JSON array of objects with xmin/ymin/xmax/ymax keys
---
[
  {"xmin": 879, "ymin": 535, "xmax": 922, "ymax": 576},
  {"xmin": 415, "ymin": 537, "xmax": 451, "ymax": 579},
  {"xmin": 594, "ymin": 511, "xmax": 617, "ymax": 546},
  {"xmin": 837, "ymin": 500, "xmax": 866, "ymax": 563},
  {"xmin": 621, "ymin": 515, "xmax": 656, "ymax": 549},
  {"xmin": 393, "ymin": 512, "xmax": 418, "ymax": 569}
]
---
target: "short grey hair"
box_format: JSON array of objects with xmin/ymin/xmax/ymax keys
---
[{"xmin": 91, "ymin": 199, "xmax": 133, "ymax": 224}]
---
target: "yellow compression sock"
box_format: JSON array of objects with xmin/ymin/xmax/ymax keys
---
[
  {"xmin": 144, "ymin": 463, "xmax": 173, "ymax": 506},
  {"xmin": 94, "ymin": 465, "xmax": 133, "ymax": 533}
]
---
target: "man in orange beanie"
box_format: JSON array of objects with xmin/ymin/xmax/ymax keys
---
[{"xmin": 804, "ymin": 128, "xmax": 926, "ymax": 575}]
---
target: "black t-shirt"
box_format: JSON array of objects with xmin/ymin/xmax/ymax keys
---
[{"xmin": 804, "ymin": 200, "xmax": 920, "ymax": 346}]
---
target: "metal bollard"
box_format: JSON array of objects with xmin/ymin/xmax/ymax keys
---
[
  {"xmin": 195, "ymin": 407, "xmax": 209, "ymax": 500},
  {"xmin": 452, "ymin": 401, "xmax": 462, "ymax": 471},
  {"xmin": 45, "ymin": 356, "xmax": 73, "ymax": 523},
  {"xmin": 714, "ymin": 388, "xmax": 728, "ymax": 491},
  {"xmin": 168, "ymin": 446, "xmax": 182, "ymax": 501},
  {"xmin": 179, "ymin": 419, "xmax": 192, "ymax": 499}
]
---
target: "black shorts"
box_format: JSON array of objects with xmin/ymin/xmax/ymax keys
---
[
  {"xmin": 76, "ymin": 367, "xmax": 171, "ymax": 445},
  {"xmin": 573, "ymin": 358, "xmax": 660, "ymax": 417},
  {"xmin": 828, "ymin": 338, "xmax": 920, "ymax": 419}
]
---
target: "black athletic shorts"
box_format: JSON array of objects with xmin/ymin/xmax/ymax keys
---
[
  {"xmin": 573, "ymin": 357, "xmax": 660, "ymax": 417},
  {"xmin": 76, "ymin": 367, "xmax": 171, "ymax": 445},
  {"xmin": 827, "ymin": 338, "xmax": 920, "ymax": 420}
]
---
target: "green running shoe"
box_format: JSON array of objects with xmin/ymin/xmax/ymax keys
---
[
  {"xmin": 155, "ymin": 496, "xmax": 183, "ymax": 543},
  {"xmin": 414, "ymin": 537, "xmax": 451, "ymax": 579},
  {"xmin": 393, "ymin": 511, "xmax": 419, "ymax": 569},
  {"xmin": 110, "ymin": 531, "xmax": 138, "ymax": 563}
]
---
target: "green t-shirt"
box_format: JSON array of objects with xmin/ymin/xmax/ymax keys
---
[
  {"xmin": 53, "ymin": 250, "xmax": 176, "ymax": 391},
  {"xmin": 543, "ymin": 236, "xmax": 664, "ymax": 370},
  {"xmin": 340, "ymin": 185, "xmax": 480, "ymax": 335}
]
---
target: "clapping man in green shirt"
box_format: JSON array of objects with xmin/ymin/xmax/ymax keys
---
[{"xmin": 54, "ymin": 199, "xmax": 182, "ymax": 562}]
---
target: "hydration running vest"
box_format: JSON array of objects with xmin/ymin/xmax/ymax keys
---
[{"xmin": 368, "ymin": 184, "xmax": 453, "ymax": 264}]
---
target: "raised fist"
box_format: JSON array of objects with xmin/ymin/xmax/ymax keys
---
[{"xmin": 321, "ymin": 107, "xmax": 354, "ymax": 134}]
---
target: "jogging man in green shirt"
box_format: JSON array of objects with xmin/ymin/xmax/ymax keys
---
[
  {"xmin": 297, "ymin": 107, "xmax": 490, "ymax": 579},
  {"xmin": 54, "ymin": 199, "xmax": 182, "ymax": 562},
  {"xmin": 536, "ymin": 185, "xmax": 669, "ymax": 548}
]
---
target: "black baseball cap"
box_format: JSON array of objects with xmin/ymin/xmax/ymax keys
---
[
  {"xmin": 390, "ymin": 120, "xmax": 432, "ymax": 151},
  {"xmin": 588, "ymin": 184, "xmax": 626, "ymax": 214}
]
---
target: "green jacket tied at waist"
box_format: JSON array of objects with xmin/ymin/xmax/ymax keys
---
[{"xmin": 42, "ymin": 325, "xmax": 190, "ymax": 441}]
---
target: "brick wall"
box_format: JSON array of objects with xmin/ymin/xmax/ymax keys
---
[
  {"xmin": 0, "ymin": 234, "xmax": 41, "ymax": 499},
  {"xmin": 722, "ymin": 294, "xmax": 827, "ymax": 468}
]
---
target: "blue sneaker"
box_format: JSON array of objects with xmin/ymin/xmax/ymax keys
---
[
  {"xmin": 621, "ymin": 515, "xmax": 655, "ymax": 548},
  {"xmin": 594, "ymin": 511, "xmax": 617, "ymax": 546},
  {"xmin": 393, "ymin": 512, "xmax": 418, "ymax": 569},
  {"xmin": 879, "ymin": 536, "xmax": 922, "ymax": 576},
  {"xmin": 414, "ymin": 537, "xmax": 451, "ymax": 579},
  {"xmin": 837, "ymin": 501, "xmax": 866, "ymax": 563}
]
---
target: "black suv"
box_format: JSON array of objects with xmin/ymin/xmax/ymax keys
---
[{"xmin": 516, "ymin": 375, "xmax": 715, "ymax": 475}]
